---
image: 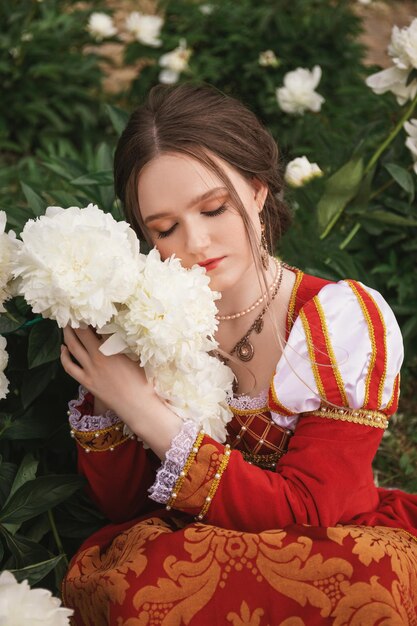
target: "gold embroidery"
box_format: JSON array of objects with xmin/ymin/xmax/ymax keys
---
[
  {"xmin": 299, "ymin": 308, "xmax": 327, "ymax": 401},
  {"xmin": 308, "ymin": 405, "xmax": 389, "ymax": 429},
  {"xmin": 286, "ymin": 268, "xmax": 303, "ymax": 335},
  {"xmin": 313, "ymin": 296, "xmax": 348, "ymax": 405},
  {"xmin": 363, "ymin": 287, "xmax": 388, "ymax": 409},
  {"xmin": 239, "ymin": 449, "xmax": 283, "ymax": 469},
  {"xmin": 268, "ymin": 372, "xmax": 296, "ymax": 416},
  {"xmin": 346, "ymin": 280, "xmax": 376, "ymax": 408},
  {"xmin": 226, "ymin": 600, "xmax": 265, "ymax": 626},
  {"xmin": 196, "ymin": 445, "xmax": 231, "ymax": 520},
  {"xmin": 70, "ymin": 424, "xmax": 131, "ymax": 452},
  {"xmin": 166, "ymin": 430, "xmax": 205, "ymax": 511}
]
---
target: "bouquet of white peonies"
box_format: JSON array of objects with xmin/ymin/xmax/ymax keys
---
[{"xmin": 4, "ymin": 204, "xmax": 234, "ymax": 442}]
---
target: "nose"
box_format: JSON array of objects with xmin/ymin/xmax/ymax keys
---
[{"xmin": 183, "ymin": 219, "xmax": 210, "ymax": 256}]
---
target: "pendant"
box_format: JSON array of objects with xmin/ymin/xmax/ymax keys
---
[{"xmin": 237, "ymin": 339, "xmax": 254, "ymax": 362}]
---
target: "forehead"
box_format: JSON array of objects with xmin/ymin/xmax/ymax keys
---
[{"xmin": 137, "ymin": 152, "xmax": 247, "ymax": 216}]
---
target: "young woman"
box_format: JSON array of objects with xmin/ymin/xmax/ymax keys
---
[{"xmin": 61, "ymin": 83, "xmax": 417, "ymax": 625}]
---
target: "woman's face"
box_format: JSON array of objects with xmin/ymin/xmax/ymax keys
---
[{"xmin": 137, "ymin": 152, "xmax": 267, "ymax": 293}]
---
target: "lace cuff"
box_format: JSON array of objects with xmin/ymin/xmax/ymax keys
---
[
  {"xmin": 148, "ymin": 420, "xmax": 199, "ymax": 504},
  {"xmin": 68, "ymin": 385, "xmax": 121, "ymax": 432}
]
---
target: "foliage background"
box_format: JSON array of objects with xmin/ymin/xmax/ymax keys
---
[{"xmin": 0, "ymin": 0, "xmax": 416, "ymax": 595}]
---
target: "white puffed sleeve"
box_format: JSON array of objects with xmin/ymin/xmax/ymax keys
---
[{"xmin": 268, "ymin": 279, "xmax": 403, "ymax": 428}]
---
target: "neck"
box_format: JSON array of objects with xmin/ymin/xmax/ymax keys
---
[{"xmin": 215, "ymin": 256, "xmax": 277, "ymax": 318}]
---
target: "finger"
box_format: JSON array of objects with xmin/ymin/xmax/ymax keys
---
[
  {"xmin": 60, "ymin": 345, "xmax": 86, "ymax": 385},
  {"xmin": 63, "ymin": 326, "xmax": 91, "ymax": 368},
  {"xmin": 72, "ymin": 326, "xmax": 104, "ymax": 352}
]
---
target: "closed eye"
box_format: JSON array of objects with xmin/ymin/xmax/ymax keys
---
[{"xmin": 157, "ymin": 203, "xmax": 227, "ymax": 239}]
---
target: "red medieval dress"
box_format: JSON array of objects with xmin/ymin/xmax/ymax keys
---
[{"xmin": 62, "ymin": 266, "xmax": 417, "ymax": 626}]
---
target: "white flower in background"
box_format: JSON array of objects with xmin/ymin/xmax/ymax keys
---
[
  {"xmin": 404, "ymin": 118, "xmax": 417, "ymax": 174},
  {"xmin": 388, "ymin": 19, "xmax": 417, "ymax": 71},
  {"xmin": 366, "ymin": 18, "xmax": 417, "ymax": 105},
  {"xmin": 258, "ymin": 50, "xmax": 280, "ymax": 68},
  {"xmin": 125, "ymin": 12, "xmax": 163, "ymax": 47},
  {"xmin": 87, "ymin": 12, "xmax": 117, "ymax": 41},
  {"xmin": 21, "ymin": 32, "xmax": 33, "ymax": 42},
  {"xmin": 159, "ymin": 39, "xmax": 192, "ymax": 84},
  {"xmin": 100, "ymin": 248, "xmax": 219, "ymax": 368},
  {"xmin": 276, "ymin": 66, "xmax": 325, "ymax": 115},
  {"xmin": 0, "ymin": 211, "xmax": 20, "ymax": 312},
  {"xmin": 284, "ymin": 156, "xmax": 323, "ymax": 188},
  {"xmin": 0, "ymin": 336, "xmax": 9, "ymax": 401},
  {"xmin": 154, "ymin": 352, "xmax": 234, "ymax": 442},
  {"xmin": 0, "ymin": 570, "xmax": 73, "ymax": 625},
  {"xmin": 199, "ymin": 3, "xmax": 214, "ymax": 15},
  {"xmin": 366, "ymin": 66, "xmax": 417, "ymax": 105},
  {"xmin": 13, "ymin": 204, "xmax": 142, "ymax": 328},
  {"xmin": 357, "ymin": 0, "xmax": 372, "ymax": 5}
]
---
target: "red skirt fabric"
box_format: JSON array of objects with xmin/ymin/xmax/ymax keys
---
[{"xmin": 63, "ymin": 507, "xmax": 417, "ymax": 626}]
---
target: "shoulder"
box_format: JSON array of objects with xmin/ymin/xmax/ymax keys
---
[{"xmin": 270, "ymin": 275, "xmax": 403, "ymax": 418}]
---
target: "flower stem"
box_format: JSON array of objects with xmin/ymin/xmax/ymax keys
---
[
  {"xmin": 339, "ymin": 222, "xmax": 361, "ymax": 250},
  {"xmin": 47, "ymin": 509, "xmax": 69, "ymax": 567},
  {"xmin": 365, "ymin": 92, "xmax": 417, "ymax": 174}
]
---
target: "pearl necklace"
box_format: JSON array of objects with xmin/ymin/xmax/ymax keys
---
[{"xmin": 216, "ymin": 257, "xmax": 281, "ymax": 321}]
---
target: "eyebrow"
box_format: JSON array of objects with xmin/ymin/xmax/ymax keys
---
[{"xmin": 143, "ymin": 187, "xmax": 228, "ymax": 225}]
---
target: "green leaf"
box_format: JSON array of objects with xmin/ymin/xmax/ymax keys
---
[
  {"xmin": 384, "ymin": 163, "xmax": 415, "ymax": 201},
  {"xmin": 21, "ymin": 361, "xmax": 57, "ymax": 409},
  {"xmin": 20, "ymin": 182, "xmax": 45, "ymax": 217},
  {"xmin": 318, "ymin": 157, "xmax": 364, "ymax": 238},
  {"xmin": 0, "ymin": 475, "xmax": 84, "ymax": 525},
  {"xmin": 6, "ymin": 453, "xmax": 38, "ymax": 504},
  {"xmin": 0, "ymin": 458, "xmax": 17, "ymax": 510},
  {"xmin": 28, "ymin": 320, "xmax": 61, "ymax": 369},
  {"xmin": 105, "ymin": 103, "xmax": 129, "ymax": 136},
  {"xmin": 10, "ymin": 555, "xmax": 64, "ymax": 586},
  {"xmin": 363, "ymin": 211, "xmax": 417, "ymax": 226},
  {"xmin": 0, "ymin": 527, "xmax": 51, "ymax": 569},
  {"xmin": 70, "ymin": 170, "xmax": 113, "ymax": 186},
  {"xmin": 1, "ymin": 408, "xmax": 57, "ymax": 441}
]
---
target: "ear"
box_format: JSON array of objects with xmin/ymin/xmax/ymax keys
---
[{"xmin": 251, "ymin": 178, "xmax": 268, "ymax": 212}]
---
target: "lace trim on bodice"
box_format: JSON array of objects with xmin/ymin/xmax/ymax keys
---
[{"xmin": 229, "ymin": 388, "xmax": 269, "ymax": 411}]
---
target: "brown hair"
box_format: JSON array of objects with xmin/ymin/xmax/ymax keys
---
[{"xmin": 114, "ymin": 82, "xmax": 291, "ymax": 259}]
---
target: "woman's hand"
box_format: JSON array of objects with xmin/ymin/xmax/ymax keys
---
[{"xmin": 61, "ymin": 326, "xmax": 182, "ymax": 459}]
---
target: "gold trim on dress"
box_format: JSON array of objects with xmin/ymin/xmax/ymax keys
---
[
  {"xmin": 70, "ymin": 424, "xmax": 131, "ymax": 452},
  {"xmin": 299, "ymin": 308, "xmax": 327, "ymax": 401},
  {"xmin": 313, "ymin": 296, "xmax": 348, "ymax": 406},
  {"xmin": 345, "ymin": 280, "xmax": 377, "ymax": 409},
  {"xmin": 308, "ymin": 405, "xmax": 389, "ymax": 429},
  {"xmin": 196, "ymin": 445, "xmax": 231, "ymax": 520},
  {"xmin": 166, "ymin": 430, "xmax": 205, "ymax": 511},
  {"xmin": 286, "ymin": 267, "xmax": 303, "ymax": 336}
]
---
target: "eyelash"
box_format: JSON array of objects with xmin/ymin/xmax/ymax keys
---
[{"xmin": 156, "ymin": 204, "xmax": 227, "ymax": 239}]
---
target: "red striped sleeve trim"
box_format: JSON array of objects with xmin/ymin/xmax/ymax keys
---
[
  {"xmin": 346, "ymin": 280, "xmax": 387, "ymax": 410},
  {"xmin": 299, "ymin": 298, "xmax": 348, "ymax": 406}
]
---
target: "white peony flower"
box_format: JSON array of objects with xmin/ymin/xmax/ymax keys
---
[
  {"xmin": 87, "ymin": 12, "xmax": 117, "ymax": 41},
  {"xmin": 13, "ymin": 204, "xmax": 142, "ymax": 328},
  {"xmin": 388, "ymin": 19, "xmax": 417, "ymax": 71},
  {"xmin": 153, "ymin": 352, "xmax": 234, "ymax": 442},
  {"xmin": 100, "ymin": 248, "xmax": 220, "ymax": 368},
  {"xmin": 159, "ymin": 39, "xmax": 192, "ymax": 84},
  {"xmin": 366, "ymin": 19, "xmax": 417, "ymax": 105},
  {"xmin": 357, "ymin": 0, "xmax": 372, "ymax": 5},
  {"xmin": 404, "ymin": 118, "xmax": 417, "ymax": 174},
  {"xmin": 284, "ymin": 156, "xmax": 323, "ymax": 188},
  {"xmin": 0, "ymin": 570, "xmax": 73, "ymax": 625},
  {"xmin": 276, "ymin": 66, "xmax": 325, "ymax": 115},
  {"xmin": 0, "ymin": 336, "xmax": 9, "ymax": 401},
  {"xmin": 258, "ymin": 50, "xmax": 280, "ymax": 68},
  {"xmin": 0, "ymin": 211, "xmax": 21, "ymax": 312},
  {"xmin": 125, "ymin": 12, "xmax": 163, "ymax": 47},
  {"xmin": 366, "ymin": 66, "xmax": 417, "ymax": 105}
]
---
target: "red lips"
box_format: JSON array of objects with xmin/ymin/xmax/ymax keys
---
[{"xmin": 197, "ymin": 257, "xmax": 225, "ymax": 271}]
